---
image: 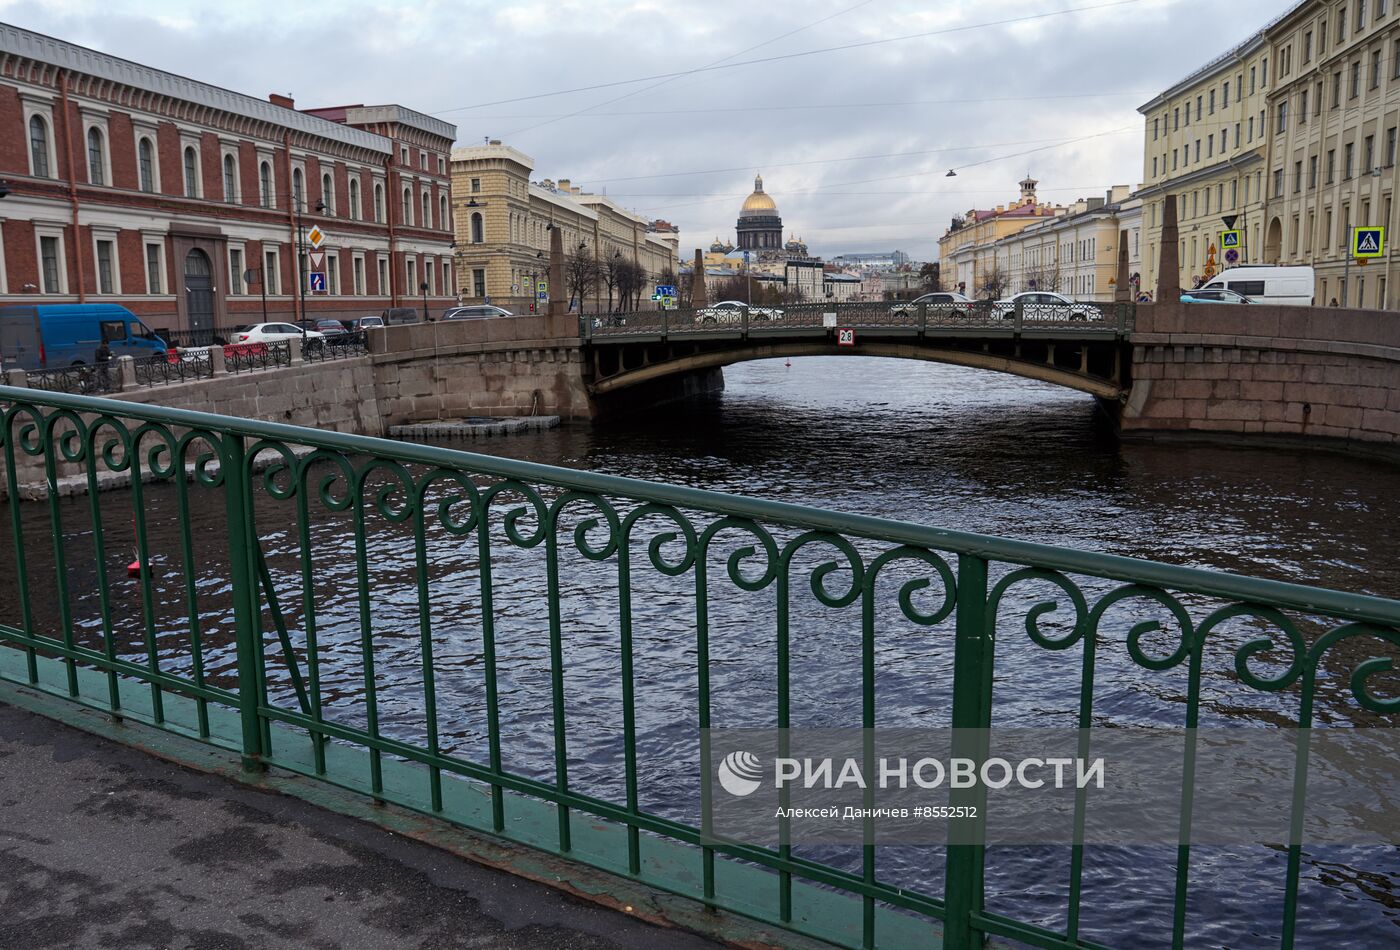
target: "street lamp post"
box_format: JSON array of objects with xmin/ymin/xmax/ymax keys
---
[{"xmin": 420, "ymin": 281, "xmax": 430, "ymax": 321}]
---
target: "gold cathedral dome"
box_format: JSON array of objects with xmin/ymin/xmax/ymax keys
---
[{"xmin": 739, "ymin": 173, "xmax": 778, "ymax": 216}]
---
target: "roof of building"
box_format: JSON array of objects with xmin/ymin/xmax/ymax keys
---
[
  {"xmin": 0, "ymin": 23, "xmax": 396, "ymax": 154},
  {"xmin": 740, "ymin": 173, "xmax": 779, "ymax": 217},
  {"xmin": 451, "ymin": 142, "xmax": 536, "ymax": 169},
  {"xmin": 306, "ymin": 104, "xmax": 456, "ymax": 142}
]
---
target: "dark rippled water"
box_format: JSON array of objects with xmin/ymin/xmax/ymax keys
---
[{"xmin": 8, "ymin": 357, "xmax": 1399, "ymax": 947}]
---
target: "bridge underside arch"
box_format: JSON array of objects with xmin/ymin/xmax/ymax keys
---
[{"xmin": 589, "ymin": 341, "xmax": 1127, "ymax": 400}]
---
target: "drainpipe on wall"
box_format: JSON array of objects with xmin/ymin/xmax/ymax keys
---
[
  {"xmin": 283, "ymin": 130, "xmax": 300, "ymax": 322},
  {"xmin": 59, "ymin": 71, "xmax": 86, "ymax": 302},
  {"xmin": 386, "ymin": 145, "xmax": 398, "ymax": 308}
]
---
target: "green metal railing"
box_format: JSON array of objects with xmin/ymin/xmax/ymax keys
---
[{"xmin": 0, "ymin": 385, "xmax": 1396, "ymax": 949}]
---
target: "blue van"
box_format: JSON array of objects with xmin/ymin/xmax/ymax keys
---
[{"xmin": 0, "ymin": 304, "xmax": 167, "ymax": 370}]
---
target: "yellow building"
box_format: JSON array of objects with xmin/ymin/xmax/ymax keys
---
[
  {"xmin": 1262, "ymin": 0, "xmax": 1400, "ymax": 307},
  {"xmin": 937, "ymin": 178, "xmax": 1064, "ymax": 296},
  {"xmin": 999, "ymin": 187, "xmax": 1137, "ymax": 301},
  {"xmin": 450, "ymin": 141, "xmax": 679, "ymax": 310},
  {"xmin": 1137, "ymin": 22, "xmax": 1274, "ymax": 292}
]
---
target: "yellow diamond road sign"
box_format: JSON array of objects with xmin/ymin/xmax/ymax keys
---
[
  {"xmin": 307, "ymin": 225, "xmax": 326, "ymax": 249},
  {"xmin": 1353, "ymin": 226, "xmax": 1385, "ymax": 258}
]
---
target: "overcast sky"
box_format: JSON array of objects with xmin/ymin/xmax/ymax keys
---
[{"xmin": 4, "ymin": 0, "xmax": 1282, "ymax": 260}]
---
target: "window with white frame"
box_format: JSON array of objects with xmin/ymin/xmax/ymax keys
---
[
  {"xmin": 327, "ymin": 253, "xmax": 339, "ymax": 295},
  {"xmin": 400, "ymin": 145, "xmax": 409, "ymax": 165},
  {"xmin": 183, "ymin": 145, "xmax": 200, "ymax": 197},
  {"xmin": 94, "ymin": 235, "xmax": 118, "ymax": 294},
  {"xmin": 0, "ymin": 228, "xmax": 7, "ymax": 294},
  {"xmin": 264, "ymin": 248, "xmax": 280, "ymax": 295},
  {"xmin": 145, "ymin": 241, "xmax": 165, "ymax": 294},
  {"xmin": 137, "ymin": 136, "xmax": 158, "ymax": 193},
  {"xmin": 407, "ymin": 257, "xmax": 417, "ymax": 294},
  {"xmin": 439, "ymin": 195, "xmax": 448, "ymax": 230},
  {"xmin": 28, "ymin": 113, "xmax": 53, "ymax": 178},
  {"xmin": 444, "ymin": 261, "xmax": 453, "ymax": 295},
  {"xmin": 419, "ymin": 152, "xmax": 427, "ymax": 171},
  {"xmin": 229, "ymin": 247, "xmax": 245, "ymax": 295},
  {"xmin": 353, "ymin": 254, "xmax": 365, "ymax": 295},
  {"xmin": 223, "ymin": 153, "xmax": 238, "ymax": 202},
  {"xmin": 471, "ymin": 213, "xmax": 484, "ymax": 243},
  {"xmin": 86, "ymin": 127, "xmax": 106, "ymax": 185},
  {"xmin": 39, "ymin": 233, "xmax": 65, "ymax": 294},
  {"xmin": 402, "ymin": 187, "xmax": 413, "ymax": 225},
  {"xmin": 377, "ymin": 256, "xmax": 388, "ymax": 296},
  {"xmin": 349, "ymin": 178, "xmax": 361, "ymax": 220},
  {"xmin": 293, "ymin": 167, "xmax": 305, "ymax": 208},
  {"xmin": 373, "ymin": 182, "xmax": 384, "ymax": 222},
  {"xmin": 322, "ymin": 172, "xmax": 335, "ymax": 215},
  {"xmin": 426, "ymin": 260, "xmax": 435, "ymax": 295},
  {"xmin": 260, "ymin": 161, "xmax": 274, "ymax": 208},
  {"xmin": 421, "ymin": 191, "xmax": 431, "ymax": 227}
]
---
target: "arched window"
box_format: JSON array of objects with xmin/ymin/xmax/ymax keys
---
[
  {"xmin": 29, "ymin": 115, "xmax": 50, "ymax": 177},
  {"xmin": 402, "ymin": 187, "xmax": 413, "ymax": 225},
  {"xmin": 222, "ymin": 154, "xmax": 237, "ymax": 202},
  {"xmin": 183, "ymin": 146, "xmax": 199, "ymax": 197},
  {"xmin": 292, "ymin": 167, "xmax": 304, "ymax": 208},
  {"xmin": 86, "ymin": 127, "xmax": 105, "ymax": 185},
  {"xmin": 348, "ymin": 178, "xmax": 361, "ymax": 220},
  {"xmin": 471, "ymin": 212, "xmax": 484, "ymax": 244},
  {"xmin": 259, "ymin": 161, "xmax": 273, "ymax": 208},
  {"xmin": 321, "ymin": 172, "xmax": 334, "ymax": 214},
  {"xmin": 373, "ymin": 182, "xmax": 384, "ymax": 222},
  {"xmin": 440, "ymin": 195, "xmax": 449, "ymax": 231},
  {"xmin": 137, "ymin": 138, "xmax": 156, "ymax": 193},
  {"xmin": 422, "ymin": 191, "xmax": 431, "ymax": 228}
]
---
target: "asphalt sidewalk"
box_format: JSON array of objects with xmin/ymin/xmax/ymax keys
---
[{"xmin": 0, "ymin": 701, "xmax": 724, "ymax": 950}]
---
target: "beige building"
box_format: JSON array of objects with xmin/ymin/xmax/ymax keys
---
[
  {"xmin": 938, "ymin": 178, "xmax": 1065, "ymax": 296},
  {"xmin": 1262, "ymin": 0, "xmax": 1400, "ymax": 307},
  {"xmin": 997, "ymin": 187, "xmax": 1138, "ymax": 301},
  {"xmin": 450, "ymin": 141, "xmax": 678, "ymax": 310},
  {"xmin": 1137, "ymin": 27, "xmax": 1273, "ymax": 293}
]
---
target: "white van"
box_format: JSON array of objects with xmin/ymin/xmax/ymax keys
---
[{"xmin": 1197, "ymin": 265, "xmax": 1315, "ymax": 306}]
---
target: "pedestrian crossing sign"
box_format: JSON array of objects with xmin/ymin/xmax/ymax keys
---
[
  {"xmin": 1353, "ymin": 226, "xmax": 1385, "ymax": 258},
  {"xmin": 1220, "ymin": 230, "xmax": 1241, "ymax": 249}
]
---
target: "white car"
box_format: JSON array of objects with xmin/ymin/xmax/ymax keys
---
[
  {"xmin": 991, "ymin": 292, "xmax": 1097, "ymax": 321},
  {"xmin": 232, "ymin": 322, "xmax": 326, "ymax": 345},
  {"xmin": 890, "ymin": 291, "xmax": 972, "ymax": 317},
  {"xmin": 696, "ymin": 300, "xmax": 784, "ymax": 324}
]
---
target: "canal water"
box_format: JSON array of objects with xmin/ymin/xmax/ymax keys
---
[{"xmin": 8, "ymin": 356, "xmax": 1399, "ymax": 947}]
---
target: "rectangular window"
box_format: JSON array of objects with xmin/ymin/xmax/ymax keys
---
[
  {"xmin": 1262, "ymin": 57, "xmax": 1268, "ymax": 86},
  {"xmin": 1172, "ymin": 149, "xmax": 1178, "ymax": 170},
  {"xmin": 1388, "ymin": 127, "xmax": 1398, "ymax": 166},
  {"xmin": 1295, "ymin": 160, "xmax": 1303, "ymax": 192},
  {"xmin": 400, "ymin": 145, "xmax": 409, "ymax": 165},
  {"xmin": 471, "ymin": 177, "xmax": 481, "ymax": 193},
  {"xmin": 1277, "ymin": 101, "xmax": 1288, "ymax": 133},
  {"xmin": 1358, "ymin": 0, "xmax": 1368, "ymax": 30},
  {"xmin": 1235, "ymin": 123, "xmax": 1241, "ymax": 148},
  {"xmin": 1351, "ymin": 60, "xmax": 1361, "ymax": 98},
  {"xmin": 1327, "ymin": 149, "xmax": 1336, "ymax": 182},
  {"xmin": 1372, "ymin": 49, "xmax": 1382, "ymax": 88},
  {"xmin": 1395, "ymin": 38, "xmax": 1400, "ymax": 77},
  {"xmin": 1309, "ymin": 154, "xmax": 1319, "ymax": 187},
  {"xmin": 1223, "ymin": 80, "xmax": 1231, "ymax": 108},
  {"xmin": 1208, "ymin": 134, "xmax": 1214, "ymax": 157},
  {"xmin": 1304, "ymin": 30, "xmax": 1313, "ymax": 62},
  {"xmin": 264, "ymin": 249, "xmax": 280, "ymax": 295},
  {"xmin": 1365, "ymin": 134, "xmax": 1376, "ymax": 172},
  {"xmin": 1153, "ymin": 117, "xmax": 1159, "ymax": 140},
  {"xmin": 353, "ymin": 256, "xmax": 365, "ymax": 295},
  {"xmin": 40, "ymin": 236, "xmax": 61, "ymax": 293},
  {"xmin": 407, "ymin": 258, "xmax": 416, "ymax": 296},
  {"xmin": 145, "ymin": 243, "xmax": 163, "ymax": 294},
  {"xmin": 1339, "ymin": 8, "xmax": 1348, "ymax": 41},
  {"xmin": 1248, "ymin": 115, "xmax": 1254, "ymax": 141},
  {"xmin": 96, "ymin": 239, "xmax": 115, "ymax": 294},
  {"xmin": 1273, "ymin": 169, "xmax": 1284, "ymax": 198},
  {"xmin": 1334, "ymin": 71, "xmax": 1343, "ymax": 106},
  {"xmin": 1250, "ymin": 66, "xmax": 1256, "ymax": 93},
  {"xmin": 1231, "ymin": 179, "xmax": 1237, "ymax": 208},
  {"xmin": 230, "ymin": 248, "xmax": 244, "ymax": 295},
  {"xmin": 473, "ymin": 267, "xmax": 486, "ymax": 297},
  {"xmin": 327, "ymin": 255, "xmax": 339, "ymax": 295},
  {"xmin": 1301, "ymin": 88, "xmax": 1309, "ymax": 119},
  {"xmin": 378, "ymin": 257, "xmax": 388, "ymax": 295},
  {"xmin": 1152, "ymin": 156, "xmax": 1158, "ymax": 176},
  {"xmin": 1316, "ymin": 80, "xmax": 1324, "ymax": 114},
  {"xmin": 1209, "ymin": 89, "xmax": 1215, "ymax": 113},
  {"xmin": 1346, "ymin": 142, "xmax": 1355, "ymax": 178},
  {"xmin": 1195, "ymin": 139, "xmax": 1201, "ymax": 162}
]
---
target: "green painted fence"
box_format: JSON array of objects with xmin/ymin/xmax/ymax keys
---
[{"xmin": 0, "ymin": 385, "xmax": 1396, "ymax": 949}]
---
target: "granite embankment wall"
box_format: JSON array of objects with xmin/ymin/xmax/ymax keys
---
[{"xmin": 1122, "ymin": 302, "xmax": 1400, "ymax": 453}]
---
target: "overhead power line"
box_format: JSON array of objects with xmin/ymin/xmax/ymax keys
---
[{"xmin": 430, "ymin": 0, "xmax": 1146, "ymax": 115}]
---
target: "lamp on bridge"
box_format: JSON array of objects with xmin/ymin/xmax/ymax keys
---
[{"xmin": 420, "ymin": 281, "xmax": 430, "ymax": 322}]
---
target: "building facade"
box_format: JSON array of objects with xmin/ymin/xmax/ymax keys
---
[
  {"xmin": 0, "ymin": 24, "xmax": 456, "ymax": 336},
  {"xmin": 1137, "ymin": 28, "xmax": 1273, "ymax": 294},
  {"xmin": 450, "ymin": 142, "xmax": 678, "ymax": 312},
  {"xmin": 997, "ymin": 187, "xmax": 1136, "ymax": 302},
  {"xmin": 1261, "ymin": 0, "xmax": 1400, "ymax": 307},
  {"xmin": 938, "ymin": 178, "xmax": 1066, "ymax": 296}
]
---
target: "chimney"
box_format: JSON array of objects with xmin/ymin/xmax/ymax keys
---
[
  {"xmin": 269, "ymin": 93, "xmax": 295, "ymax": 109},
  {"xmin": 558, "ymin": 178, "xmax": 571, "ymax": 192},
  {"xmin": 488, "ymin": 139, "xmax": 502, "ymax": 145}
]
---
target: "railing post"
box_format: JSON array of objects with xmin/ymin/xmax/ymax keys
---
[
  {"xmin": 742, "ymin": 308, "xmax": 749, "ymax": 338},
  {"xmin": 944, "ymin": 553, "xmax": 991, "ymax": 949},
  {"xmin": 918, "ymin": 302, "xmax": 928, "ymax": 335},
  {"xmin": 208, "ymin": 344, "xmax": 226, "ymax": 376},
  {"xmin": 222, "ymin": 432, "xmax": 265, "ymax": 772},
  {"xmin": 1014, "ymin": 298, "xmax": 1024, "ymax": 335},
  {"xmin": 661, "ymin": 308, "xmax": 669, "ymax": 340}
]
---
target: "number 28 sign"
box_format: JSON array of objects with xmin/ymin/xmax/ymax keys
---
[{"xmin": 837, "ymin": 328, "xmax": 856, "ymax": 346}]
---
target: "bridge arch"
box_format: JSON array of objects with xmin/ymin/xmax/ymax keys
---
[{"xmin": 590, "ymin": 341, "xmax": 1125, "ymax": 400}]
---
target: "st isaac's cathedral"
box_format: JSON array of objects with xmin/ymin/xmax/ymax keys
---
[{"xmin": 708, "ymin": 174, "xmax": 809, "ymax": 265}]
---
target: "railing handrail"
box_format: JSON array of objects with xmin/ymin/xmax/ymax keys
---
[{"xmin": 4, "ymin": 384, "xmax": 1395, "ymax": 626}]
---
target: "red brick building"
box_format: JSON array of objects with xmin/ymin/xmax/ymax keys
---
[{"xmin": 0, "ymin": 24, "xmax": 457, "ymax": 338}]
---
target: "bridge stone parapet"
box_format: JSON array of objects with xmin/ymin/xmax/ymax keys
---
[
  {"xmin": 1122, "ymin": 302, "xmax": 1400, "ymax": 452},
  {"xmin": 367, "ymin": 313, "xmax": 594, "ymax": 422}
]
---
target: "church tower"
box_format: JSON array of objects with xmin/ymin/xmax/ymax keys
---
[{"xmin": 736, "ymin": 173, "xmax": 783, "ymax": 255}]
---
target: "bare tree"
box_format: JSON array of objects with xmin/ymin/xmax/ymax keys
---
[
  {"xmin": 1022, "ymin": 261, "xmax": 1060, "ymax": 295},
  {"xmin": 614, "ymin": 259, "xmax": 646, "ymax": 312},
  {"xmin": 565, "ymin": 247, "xmax": 600, "ymax": 313},
  {"xmin": 977, "ymin": 262, "xmax": 1009, "ymax": 301},
  {"xmin": 600, "ymin": 251, "xmax": 625, "ymax": 312},
  {"xmin": 918, "ymin": 261, "xmax": 940, "ymax": 291}
]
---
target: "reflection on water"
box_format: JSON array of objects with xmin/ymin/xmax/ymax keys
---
[{"xmin": 4, "ymin": 357, "xmax": 1398, "ymax": 947}]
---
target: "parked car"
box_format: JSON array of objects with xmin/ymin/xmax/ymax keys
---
[
  {"xmin": 696, "ymin": 300, "xmax": 784, "ymax": 324},
  {"xmin": 345, "ymin": 315, "xmax": 385, "ymax": 332},
  {"xmin": 382, "ymin": 307, "xmax": 420, "ymax": 326},
  {"xmin": 1193, "ymin": 265, "xmax": 1314, "ymax": 306},
  {"xmin": 0, "ymin": 303, "xmax": 167, "ymax": 368},
  {"xmin": 990, "ymin": 292, "xmax": 1097, "ymax": 321},
  {"xmin": 442, "ymin": 305, "xmax": 515, "ymax": 320},
  {"xmin": 1181, "ymin": 288, "xmax": 1253, "ymax": 304},
  {"xmin": 310, "ymin": 319, "xmax": 351, "ymax": 342},
  {"xmin": 231, "ymin": 322, "xmax": 325, "ymax": 347},
  {"xmin": 889, "ymin": 291, "xmax": 972, "ymax": 317}
]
